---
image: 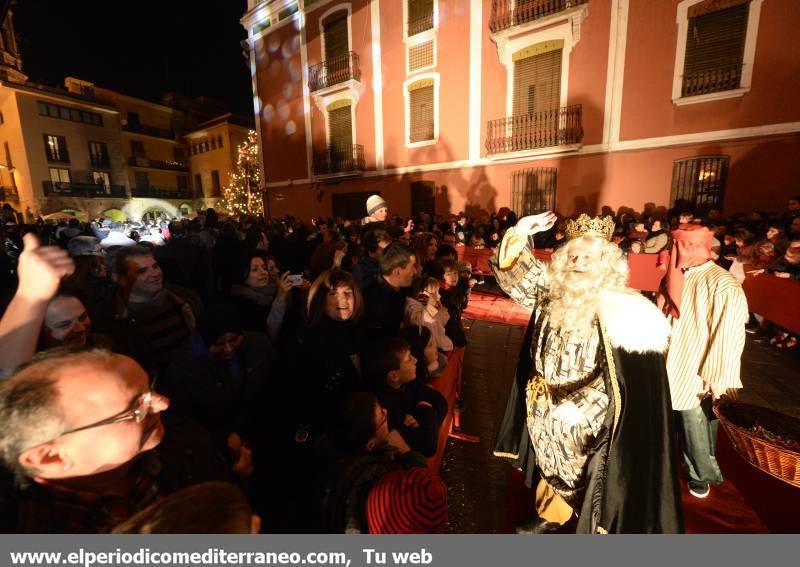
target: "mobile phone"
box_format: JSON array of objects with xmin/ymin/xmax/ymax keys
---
[{"xmin": 287, "ymin": 274, "xmax": 304, "ymax": 286}]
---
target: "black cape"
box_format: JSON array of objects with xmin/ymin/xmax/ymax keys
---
[{"xmin": 493, "ymin": 313, "xmax": 684, "ymax": 534}]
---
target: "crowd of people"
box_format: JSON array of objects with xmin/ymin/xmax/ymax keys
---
[
  {"xmin": 0, "ymin": 192, "xmax": 797, "ymax": 534},
  {"xmin": 0, "ymin": 195, "xmax": 476, "ymax": 534}
]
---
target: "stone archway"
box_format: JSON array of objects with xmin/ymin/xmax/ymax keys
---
[{"xmin": 141, "ymin": 206, "xmax": 171, "ymax": 223}]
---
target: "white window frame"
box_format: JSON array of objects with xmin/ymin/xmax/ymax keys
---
[
  {"xmin": 403, "ymin": 0, "xmax": 438, "ymax": 43},
  {"xmin": 403, "ymin": 72, "xmax": 440, "ymax": 148},
  {"xmin": 49, "ymin": 167, "xmax": 71, "ymax": 184},
  {"xmin": 671, "ymin": 0, "xmax": 764, "ymax": 106},
  {"xmin": 318, "ymin": 3, "xmax": 352, "ymax": 63},
  {"xmin": 92, "ymin": 171, "xmax": 111, "ymax": 190},
  {"xmin": 406, "ymin": 34, "xmax": 437, "ymax": 76},
  {"xmin": 324, "ymin": 95, "xmax": 357, "ymax": 150}
]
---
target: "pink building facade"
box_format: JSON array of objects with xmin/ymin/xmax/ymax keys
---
[{"xmin": 242, "ymin": 0, "xmax": 800, "ymax": 220}]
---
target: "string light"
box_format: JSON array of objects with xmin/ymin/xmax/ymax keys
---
[{"xmin": 218, "ymin": 130, "xmax": 264, "ymax": 217}]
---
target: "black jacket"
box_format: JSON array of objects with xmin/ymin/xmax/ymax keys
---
[
  {"xmin": 297, "ymin": 318, "xmax": 366, "ymax": 435},
  {"xmin": 363, "ymin": 276, "xmax": 407, "ymax": 341},
  {"xmin": 374, "ymin": 380, "xmax": 447, "ymax": 457}
]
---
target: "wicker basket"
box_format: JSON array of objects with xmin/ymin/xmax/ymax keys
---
[{"xmin": 714, "ymin": 401, "xmax": 800, "ymax": 487}]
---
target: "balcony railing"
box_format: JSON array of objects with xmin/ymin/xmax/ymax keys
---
[
  {"xmin": 90, "ymin": 158, "xmax": 111, "ymax": 169},
  {"xmin": 42, "ymin": 181, "xmax": 127, "ymax": 198},
  {"xmin": 127, "ymin": 156, "xmax": 189, "ymax": 172},
  {"xmin": 309, "ymin": 51, "xmax": 361, "ymax": 92},
  {"xmin": 312, "ymin": 144, "xmax": 365, "ymax": 176},
  {"xmin": 681, "ymin": 63, "xmax": 743, "ymax": 98},
  {"xmin": 408, "ymin": 13, "xmax": 434, "ymax": 37},
  {"xmin": 123, "ymin": 123, "xmax": 174, "ymax": 139},
  {"xmin": 131, "ymin": 186, "xmax": 194, "ymax": 200},
  {"xmin": 0, "ymin": 186, "xmax": 19, "ymax": 201},
  {"xmin": 486, "ymin": 104, "xmax": 583, "ymax": 155},
  {"xmin": 490, "ymin": 0, "xmax": 588, "ymax": 33}
]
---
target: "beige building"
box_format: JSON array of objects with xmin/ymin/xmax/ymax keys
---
[
  {"xmin": 0, "ymin": 78, "xmax": 126, "ymax": 221},
  {"xmin": 0, "ymin": 10, "xmax": 253, "ymax": 222},
  {"xmin": 185, "ymin": 113, "xmax": 252, "ymax": 208}
]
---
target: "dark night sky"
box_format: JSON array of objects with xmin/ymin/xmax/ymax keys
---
[{"xmin": 12, "ymin": 0, "xmax": 253, "ymax": 116}]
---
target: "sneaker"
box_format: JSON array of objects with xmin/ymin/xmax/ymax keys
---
[{"xmin": 687, "ymin": 481, "xmax": 710, "ymax": 498}]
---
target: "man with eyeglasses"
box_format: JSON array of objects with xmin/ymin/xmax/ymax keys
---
[{"xmin": 0, "ymin": 349, "xmax": 169, "ymax": 533}]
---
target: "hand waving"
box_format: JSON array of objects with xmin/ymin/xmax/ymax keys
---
[
  {"xmin": 514, "ymin": 212, "xmax": 558, "ymax": 237},
  {"xmin": 17, "ymin": 233, "xmax": 74, "ymax": 302}
]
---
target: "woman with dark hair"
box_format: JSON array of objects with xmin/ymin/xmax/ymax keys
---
[
  {"xmin": 229, "ymin": 251, "xmax": 292, "ymax": 341},
  {"xmin": 298, "ymin": 270, "xmax": 366, "ymax": 438},
  {"xmin": 414, "ymin": 233, "xmax": 439, "ymax": 277}
]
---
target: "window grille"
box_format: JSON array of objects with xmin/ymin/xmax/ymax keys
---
[
  {"xmin": 408, "ymin": 0, "xmax": 434, "ymax": 36},
  {"xmin": 408, "ymin": 39, "xmax": 435, "ymax": 73},
  {"xmin": 670, "ymin": 156, "xmax": 729, "ymax": 215},
  {"xmin": 510, "ymin": 167, "xmax": 557, "ymax": 216}
]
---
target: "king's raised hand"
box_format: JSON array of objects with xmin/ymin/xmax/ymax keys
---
[{"xmin": 515, "ymin": 211, "xmax": 558, "ymax": 236}]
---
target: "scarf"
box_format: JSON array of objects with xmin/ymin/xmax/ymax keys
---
[
  {"xmin": 230, "ymin": 282, "xmax": 278, "ymax": 307},
  {"xmin": 656, "ymin": 224, "xmax": 713, "ymax": 318}
]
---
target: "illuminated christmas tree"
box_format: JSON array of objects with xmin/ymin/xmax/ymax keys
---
[{"xmin": 218, "ymin": 130, "xmax": 264, "ymax": 217}]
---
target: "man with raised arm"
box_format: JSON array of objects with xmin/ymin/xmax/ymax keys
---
[{"xmin": 492, "ymin": 212, "xmax": 683, "ymax": 534}]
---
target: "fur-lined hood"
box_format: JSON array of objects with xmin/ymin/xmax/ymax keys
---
[{"xmin": 597, "ymin": 289, "xmax": 670, "ymax": 354}]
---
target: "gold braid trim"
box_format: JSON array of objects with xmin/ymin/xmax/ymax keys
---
[
  {"xmin": 493, "ymin": 451, "xmax": 520, "ymax": 459},
  {"xmin": 600, "ymin": 322, "xmax": 622, "ymax": 441}
]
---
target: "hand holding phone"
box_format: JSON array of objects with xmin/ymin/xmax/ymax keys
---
[{"xmin": 287, "ymin": 274, "xmax": 304, "ymax": 287}]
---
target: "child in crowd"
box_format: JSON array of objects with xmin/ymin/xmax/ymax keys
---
[
  {"xmin": 404, "ymin": 277, "xmax": 453, "ymax": 352},
  {"xmin": 436, "ymin": 258, "xmax": 468, "ymax": 348},
  {"xmin": 401, "ymin": 324, "xmax": 448, "ymax": 383},
  {"xmin": 366, "ymin": 337, "xmax": 447, "ymax": 457}
]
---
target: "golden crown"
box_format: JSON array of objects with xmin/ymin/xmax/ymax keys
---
[{"xmin": 564, "ymin": 214, "xmax": 615, "ymax": 241}]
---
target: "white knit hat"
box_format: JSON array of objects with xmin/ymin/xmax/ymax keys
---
[{"xmin": 366, "ymin": 194, "xmax": 388, "ymax": 216}]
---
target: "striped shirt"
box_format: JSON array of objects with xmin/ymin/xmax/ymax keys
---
[
  {"xmin": 128, "ymin": 292, "xmax": 192, "ymax": 367},
  {"xmin": 666, "ymin": 261, "xmax": 749, "ymax": 411}
]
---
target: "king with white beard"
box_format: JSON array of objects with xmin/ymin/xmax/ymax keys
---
[{"xmin": 491, "ymin": 212, "xmax": 683, "ymax": 534}]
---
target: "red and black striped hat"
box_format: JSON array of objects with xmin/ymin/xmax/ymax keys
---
[{"xmin": 366, "ymin": 467, "xmax": 448, "ymax": 534}]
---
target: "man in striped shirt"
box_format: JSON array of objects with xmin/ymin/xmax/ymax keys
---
[{"xmin": 658, "ymin": 224, "xmax": 748, "ymax": 499}]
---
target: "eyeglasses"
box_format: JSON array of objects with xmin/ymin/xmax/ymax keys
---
[
  {"xmin": 375, "ymin": 409, "xmax": 388, "ymax": 437},
  {"xmin": 38, "ymin": 372, "xmax": 161, "ymax": 445},
  {"xmin": 57, "ymin": 391, "xmax": 158, "ymax": 437}
]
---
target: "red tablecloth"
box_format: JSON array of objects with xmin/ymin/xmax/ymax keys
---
[
  {"xmin": 456, "ymin": 247, "xmax": 494, "ymax": 275},
  {"xmin": 742, "ymin": 275, "xmax": 800, "ymax": 334},
  {"xmin": 427, "ymin": 348, "xmax": 464, "ymax": 473},
  {"xmin": 456, "ymin": 247, "xmax": 664, "ymax": 291}
]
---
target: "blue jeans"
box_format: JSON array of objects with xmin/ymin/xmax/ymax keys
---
[{"xmin": 677, "ymin": 400, "xmax": 724, "ymax": 486}]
